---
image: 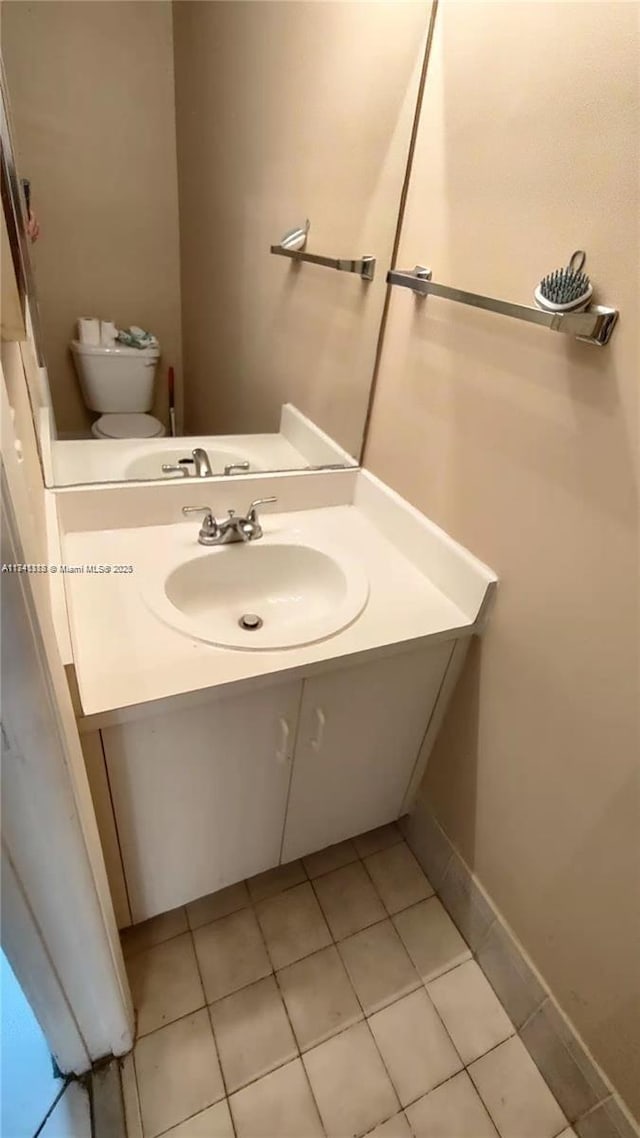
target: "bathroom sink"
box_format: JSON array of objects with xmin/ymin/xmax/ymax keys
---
[
  {"xmin": 146, "ymin": 541, "xmax": 369, "ymax": 650},
  {"xmin": 125, "ymin": 447, "xmax": 259, "ymax": 479}
]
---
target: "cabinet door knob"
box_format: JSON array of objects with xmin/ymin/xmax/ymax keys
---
[
  {"xmin": 275, "ymin": 717, "xmax": 290, "ymax": 765},
  {"xmin": 310, "ymin": 708, "xmax": 326, "ymax": 753}
]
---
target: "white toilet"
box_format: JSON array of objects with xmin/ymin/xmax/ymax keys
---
[{"xmin": 70, "ymin": 341, "xmax": 166, "ymax": 439}]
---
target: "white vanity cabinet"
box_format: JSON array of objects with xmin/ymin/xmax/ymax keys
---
[
  {"xmin": 99, "ymin": 640, "xmax": 456, "ymax": 924},
  {"xmin": 281, "ymin": 643, "xmax": 454, "ymax": 862},
  {"xmin": 101, "ymin": 680, "xmax": 301, "ymax": 923}
]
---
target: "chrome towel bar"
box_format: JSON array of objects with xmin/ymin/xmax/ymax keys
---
[
  {"xmin": 270, "ymin": 220, "xmax": 376, "ymax": 282},
  {"xmin": 386, "ymin": 266, "xmax": 618, "ymax": 346}
]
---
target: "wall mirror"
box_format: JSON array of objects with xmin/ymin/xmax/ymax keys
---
[{"xmin": 0, "ymin": 0, "xmax": 430, "ymax": 487}]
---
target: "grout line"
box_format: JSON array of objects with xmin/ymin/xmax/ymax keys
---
[
  {"xmin": 297, "ymin": 848, "xmax": 415, "ymax": 1133},
  {"xmin": 133, "ymin": 1000, "xmax": 208, "ymax": 1043},
  {"xmin": 358, "ymin": 837, "xmax": 434, "ymax": 917},
  {"xmin": 293, "ymin": 865, "xmax": 404, "ymax": 1135},
  {"xmin": 417, "ymin": 950, "xmax": 475, "ymax": 987},
  {"xmin": 361, "ymin": 1015, "xmax": 403, "ymax": 1117},
  {"xmin": 415, "ymin": 961, "xmax": 517, "ymax": 1137},
  {"xmin": 203, "ymin": 1009, "xmax": 237, "ymax": 1138},
  {"xmin": 127, "ymin": 829, "xmax": 571, "ymax": 1116},
  {"xmin": 130, "ymin": 1047, "xmax": 142, "ymax": 1137},
  {"xmin": 270, "ymin": 967, "xmax": 328, "ymax": 1138},
  {"xmin": 120, "ymin": 911, "xmax": 190, "ymax": 960},
  {"xmin": 352, "ymin": 828, "xmax": 406, "ymax": 862},
  {"xmin": 576, "ymin": 1095, "xmax": 614, "ymax": 1122},
  {"xmin": 120, "ymin": 826, "xmax": 406, "ymax": 955},
  {"xmin": 191, "ymin": 922, "xmax": 239, "ymax": 1138},
  {"xmin": 125, "ymin": 841, "xmax": 440, "ymax": 1037},
  {"xmin": 309, "ymin": 877, "xmax": 385, "ymax": 946},
  {"xmin": 519, "ymin": 996, "xmax": 547, "ymax": 1033},
  {"xmin": 402, "ymin": 1067, "xmax": 486, "ymax": 1117},
  {"xmin": 127, "ymin": 833, "xmax": 574, "ymax": 1138},
  {"xmin": 551, "ymin": 1124, "xmax": 574, "ymax": 1138},
  {"xmin": 460, "ymin": 884, "xmax": 613, "ymax": 1127},
  {"xmin": 303, "ymin": 848, "xmax": 361, "ymax": 881},
  {"xmin": 119, "ymin": 1054, "xmax": 143, "ymax": 1138},
  {"xmin": 232, "ymin": 887, "xmax": 330, "ymax": 1137},
  {"xmin": 132, "ymin": 948, "xmax": 515, "ymax": 1129},
  {"xmin": 153, "ymin": 1092, "xmax": 229, "ymax": 1138},
  {"xmin": 473, "ymin": 911, "xmax": 498, "ymax": 955},
  {"xmin": 125, "ymin": 842, "xmax": 459, "ymax": 991},
  {"xmin": 466, "ymin": 1047, "xmax": 523, "ymax": 1138},
  {"xmin": 463, "ymin": 1030, "xmax": 517, "ymax": 1070},
  {"xmin": 248, "ymin": 872, "xmax": 310, "ymax": 909}
]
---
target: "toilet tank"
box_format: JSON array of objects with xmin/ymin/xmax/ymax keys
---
[{"xmin": 71, "ymin": 341, "xmax": 160, "ymax": 413}]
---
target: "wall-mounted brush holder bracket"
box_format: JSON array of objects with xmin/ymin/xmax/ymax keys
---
[
  {"xmin": 270, "ymin": 219, "xmax": 376, "ymax": 282},
  {"xmin": 387, "ymin": 266, "xmax": 618, "ymax": 346}
]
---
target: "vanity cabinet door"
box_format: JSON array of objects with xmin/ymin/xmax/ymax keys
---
[
  {"xmin": 282, "ymin": 643, "xmax": 454, "ymax": 862},
  {"xmin": 102, "ymin": 681, "xmax": 301, "ymax": 923}
]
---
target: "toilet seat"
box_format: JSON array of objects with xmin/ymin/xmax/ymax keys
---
[{"xmin": 92, "ymin": 413, "xmax": 166, "ymax": 439}]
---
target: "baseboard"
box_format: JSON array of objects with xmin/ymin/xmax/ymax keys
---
[
  {"xmin": 89, "ymin": 1057, "xmax": 127, "ymax": 1138},
  {"xmin": 400, "ymin": 800, "xmax": 639, "ymax": 1138},
  {"xmin": 119, "ymin": 1052, "xmax": 142, "ymax": 1138}
]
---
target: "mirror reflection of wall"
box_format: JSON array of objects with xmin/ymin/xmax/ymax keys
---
[
  {"xmin": 2, "ymin": 1, "xmax": 183, "ymax": 439},
  {"xmin": 1, "ymin": 0, "xmax": 430, "ymax": 484}
]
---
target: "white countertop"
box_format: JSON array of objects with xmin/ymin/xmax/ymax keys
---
[{"xmin": 63, "ymin": 504, "xmax": 478, "ymax": 718}]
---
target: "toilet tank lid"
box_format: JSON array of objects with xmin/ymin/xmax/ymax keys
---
[{"xmin": 71, "ymin": 340, "xmax": 160, "ymax": 359}]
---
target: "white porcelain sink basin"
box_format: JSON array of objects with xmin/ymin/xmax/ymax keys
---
[
  {"xmin": 126, "ymin": 447, "xmax": 260, "ymax": 480},
  {"xmin": 146, "ymin": 541, "xmax": 369, "ymax": 650}
]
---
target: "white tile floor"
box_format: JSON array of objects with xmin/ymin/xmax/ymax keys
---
[{"xmin": 122, "ymin": 825, "xmax": 574, "ymax": 1138}]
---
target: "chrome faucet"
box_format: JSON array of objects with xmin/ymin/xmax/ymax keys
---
[
  {"xmin": 182, "ymin": 497, "xmax": 277, "ymax": 546},
  {"xmin": 192, "ymin": 448, "xmax": 214, "ymax": 477}
]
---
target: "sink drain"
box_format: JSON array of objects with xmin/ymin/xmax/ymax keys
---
[{"xmin": 238, "ymin": 613, "xmax": 263, "ymax": 631}]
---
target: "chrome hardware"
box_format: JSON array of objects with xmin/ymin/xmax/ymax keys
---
[
  {"xmin": 304, "ymin": 463, "xmax": 350, "ymax": 471},
  {"xmin": 275, "ymin": 716, "xmax": 290, "ymax": 764},
  {"xmin": 162, "ymin": 464, "xmax": 191, "ymax": 478},
  {"xmin": 270, "ymin": 219, "xmax": 376, "ymax": 282},
  {"xmin": 239, "ymin": 613, "xmax": 263, "ymax": 631},
  {"xmin": 181, "ymin": 505, "xmax": 219, "ymax": 545},
  {"xmin": 310, "ymin": 707, "xmax": 326, "ymax": 753},
  {"xmin": 245, "ymin": 497, "xmax": 277, "ymax": 540},
  {"xmin": 192, "ymin": 448, "xmax": 213, "ymax": 477},
  {"xmin": 386, "ymin": 265, "xmax": 619, "ymax": 346},
  {"xmin": 182, "ymin": 497, "xmax": 277, "ymax": 546},
  {"xmin": 224, "ymin": 461, "xmax": 251, "ymax": 476}
]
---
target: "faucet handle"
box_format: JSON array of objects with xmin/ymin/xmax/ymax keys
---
[
  {"xmin": 182, "ymin": 505, "xmax": 214, "ymax": 517},
  {"xmin": 181, "ymin": 505, "xmax": 219, "ymax": 543},
  {"xmin": 163, "ymin": 464, "xmax": 190, "ymax": 477},
  {"xmin": 247, "ymin": 497, "xmax": 277, "ymax": 522},
  {"xmin": 224, "ymin": 461, "xmax": 251, "ymax": 476}
]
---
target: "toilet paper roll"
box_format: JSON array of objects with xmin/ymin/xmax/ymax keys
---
[
  {"xmin": 100, "ymin": 320, "xmax": 117, "ymax": 347},
  {"xmin": 77, "ymin": 317, "xmax": 100, "ymax": 345}
]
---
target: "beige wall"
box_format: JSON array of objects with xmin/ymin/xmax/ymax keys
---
[
  {"xmin": 365, "ymin": 0, "xmax": 640, "ymax": 1117},
  {"xmin": 173, "ymin": 1, "xmax": 429, "ymax": 455},
  {"xmin": 1, "ymin": 1, "xmax": 182, "ymax": 436}
]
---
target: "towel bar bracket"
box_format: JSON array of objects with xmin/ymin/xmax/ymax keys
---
[{"xmin": 270, "ymin": 220, "xmax": 376, "ymax": 282}]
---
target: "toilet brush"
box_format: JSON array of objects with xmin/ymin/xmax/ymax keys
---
[{"xmin": 168, "ymin": 366, "xmax": 176, "ymax": 437}]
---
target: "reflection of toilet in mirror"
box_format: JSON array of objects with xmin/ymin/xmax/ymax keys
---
[
  {"xmin": 3, "ymin": 0, "xmax": 429, "ymax": 482},
  {"xmin": 70, "ymin": 341, "xmax": 166, "ymax": 440}
]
